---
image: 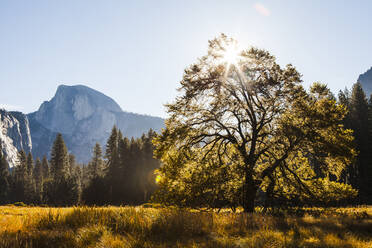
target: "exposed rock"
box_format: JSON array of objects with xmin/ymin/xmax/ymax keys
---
[
  {"xmin": 0, "ymin": 110, "xmax": 32, "ymax": 167},
  {"xmin": 28, "ymin": 85, "xmax": 164, "ymax": 163}
]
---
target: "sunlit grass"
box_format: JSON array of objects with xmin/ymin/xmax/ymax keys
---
[{"xmin": 0, "ymin": 205, "xmax": 371, "ymax": 247}]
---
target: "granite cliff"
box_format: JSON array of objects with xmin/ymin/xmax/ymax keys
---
[
  {"xmin": 28, "ymin": 85, "xmax": 164, "ymax": 163},
  {"xmin": 0, "ymin": 110, "xmax": 32, "ymax": 167}
]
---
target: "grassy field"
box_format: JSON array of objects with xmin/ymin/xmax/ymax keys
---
[{"xmin": 0, "ymin": 205, "xmax": 371, "ymax": 248}]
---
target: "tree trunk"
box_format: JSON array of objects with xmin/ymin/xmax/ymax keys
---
[
  {"xmin": 242, "ymin": 173, "xmax": 257, "ymax": 213},
  {"xmin": 264, "ymin": 177, "xmax": 275, "ymax": 210}
]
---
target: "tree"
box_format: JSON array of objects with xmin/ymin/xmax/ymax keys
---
[
  {"xmin": 89, "ymin": 143, "xmax": 105, "ymax": 178},
  {"xmin": 117, "ymin": 136, "xmax": 131, "ymax": 201},
  {"xmin": 0, "ymin": 143, "xmax": 11, "ymax": 204},
  {"xmin": 153, "ymin": 143, "xmax": 242, "ymax": 209},
  {"xmin": 349, "ymin": 83, "xmax": 369, "ymax": 201},
  {"xmin": 33, "ymin": 158, "xmax": 43, "ymax": 203},
  {"xmin": 338, "ymin": 83, "xmax": 372, "ymax": 203},
  {"xmin": 127, "ymin": 137, "xmax": 143, "ymax": 203},
  {"xmin": 105, "ymin": 126, "xmax": 119, "ymax": 167},
  {"xmin": 105, "ymin": 126, "xmax": 121, "ymax": 204},
  {"xmin": 83, "ymin": 143, "xmax": 106, "ymax": 205},
  {"xmin": 44, "ymin": 133, "xmax": 80, "ymax": 205},
  {"xmin": 68, "ymin": 154, "xmax": 77, "ymax": 176},
  {"xmin": 26, "ymin": 153, "xmax": 34, "ymax": 176},
  {"xmin": 50, "ymin": 133, "xmax": 70, "ymax": 180},
  {"xmin": 41, "ymin": 155, "xmax": 49, "ymax": 179},
  {"xmin": 153, "ymin": 35, "xmax": 356, "ymax": 212},
  {"xmin": 338, "ymin": 88, "xmax": 353, "ymax": 184},
  {"xmin": 12, "ymin": 150, "xmax": 28, "ymax": 202},
  {"xmin": 367, "ymin": 95, "xmax": 372, "ymax": 203},
  {"xmin": 138, "ymin": 130, "xmax": 160, "ymax": 202},
  {"xmin": 24, "ymin": 153, "xmax": 36, "ymax": 202}
]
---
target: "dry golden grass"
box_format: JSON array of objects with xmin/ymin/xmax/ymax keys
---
[{"xmin": 0, "ymin": 205, "xmax": 371, "ymax": 247}]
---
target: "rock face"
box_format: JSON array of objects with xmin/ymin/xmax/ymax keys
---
[
  {"xmin": 28, "ymin": 85, "xmax": 164, "ymax": 163},
  {"xmin": 358, "ymin": 67, "xmax": 372, "ymax": 98},
  {"xmin": 0, "ymin": 110, "xmax": 32, "ymax": 167}
]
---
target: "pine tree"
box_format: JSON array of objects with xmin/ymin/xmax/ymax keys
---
[
  {"xmin": 41, "ymin": 155, "xmax": 49, "ymax": 179},
  {"xmin": 26, "ymin": 153, "xmax": 34, "ymax": 177},
  {"xmin": 139, "ymin": 129, "xmax": 160, "ymax": 202},
  {"xmin": 366, "ymin": 95, "xmax": 372, "ymax": 203},
  {"xmin": 128, "ymin": 137, "xmax": 143, "ymax": 203},
  {"xmin": 33, "ymin": 158, "xmax": 43, "ymax": 203},
  {"xmin": 12, "ymin": 150, "xmax": 28, "ymax": 202},
  {"xmin": 83, "ymin": 143, "xmax": 106, "ymax": 205},
  {"xmin": 69, "ymin": 154, "xmax": 76, "ymax": 176},
  {"xmin": 338, "ymin": 88, "xmax": 352, "ymax": 130},
  {"xmin": 68, "ymin": 162, "xmax": 82, "ymax": 205},
  {"xmin": 0, "ymin": 143, "xmax": 11, "ymax": 204},
  {"xmin": 23, "ymin": 153, "xmax": 36, "ymax": 203},
  {"xmin": 105, "ymin": 126, "xmax": 120, "ymax": 204},
  {"xmin": 105, "ymin": 126, "xmax": 119, "ymax": 166},
  {"xmin": 338, "ymin": 89, "xmax": 353, "ymax": 184},
  {"xmin": 50, "ymin": 133, "xmax": 70, "ymax": 180},
  {"xmin": 117, "ymin": 136, "xmax": 131, "ymax": 202},
  {"xmin": 44, "ymin": 133, "xmax": 80, "ymax": 206},
  {"xmin": 90, "ymin": 143, "xmax": 104, "ymax": 178},
  {"xmin": 349, "ymin": 83, "xmax": 370, "ymax": 202}
]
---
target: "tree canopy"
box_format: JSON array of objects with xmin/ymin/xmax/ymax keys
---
[{"xmin": 153, "ymin": 34, "xmax": 357, "ymax": 212}]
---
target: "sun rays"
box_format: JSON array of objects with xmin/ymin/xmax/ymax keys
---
[{"xmin": 217, "ymin": 41, "xmax": 242, "ymax": 78}]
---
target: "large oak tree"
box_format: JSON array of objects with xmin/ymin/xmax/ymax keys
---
[{"xmin": 153, "ymin": 35, "xmax": 356, "ymax": 212}]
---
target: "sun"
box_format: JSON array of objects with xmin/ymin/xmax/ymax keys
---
[
  {"xmin": 217, "ymin": 42, "xmax": 242, "ymax": 76},
  {"xmin": 222, "ymin": 44, "xmax": 241, "ymax": 65}
]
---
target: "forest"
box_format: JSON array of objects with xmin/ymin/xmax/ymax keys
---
[{"xmin": 0, "ymin": 128, "xmax": 159, "ymax": 206}]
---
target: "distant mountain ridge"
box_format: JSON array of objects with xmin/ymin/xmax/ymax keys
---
[
  {"xmin": 28, "ymin": 84, "xmax": 164, "ymax": 163},
  {"xmin": 0, "ymin": 84, "xmax": 164, "ymax": 166},
  {"xmin": 358, "ymin": 67, "xmax": 372, "ymax": 98}
]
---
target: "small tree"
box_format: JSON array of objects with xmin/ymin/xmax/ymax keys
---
[
  {"xmin": 33, "ymin": 158, "xmax": 43, "ymax": 203},
  {"xmin": 41, "ymin": 155, "xmax": 49, "ymax": 179},
  {"xmin": 89, "ymin": 143, "xmax": 105, "ymax": 178},
  {"xmin": 83, "ymin": 143, "xmax": 107, "ymax": 205},
  {"xmin": 153, "ymin": 35, "xmax": 356, "ymax": 212},
  {"xmin": 50, "ymin": 133, "xmax": 70, "ymax": 180},
  {"xmin": 12, "ymin": 150, "xmax": 28, "ymax": 202},
  {"xmin": 44, "ymin": 133, "xmax": 80, "ymax": 205},
  {"xmin": 0, "ymin": 143, "xmax": 11, "ymax": 204},
  {"xmin": 105, "ymin": 126, "xmax": 120, "ymax": 204}
]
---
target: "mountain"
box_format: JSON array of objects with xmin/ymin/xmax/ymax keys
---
[
  {"xmin": 358, "ymin": 67, "xmax": 372, "ymax": 98},
  {"xmin": 28, "ymin": 85, "xmax": 164, "ymax": 163},
  {"xmin": 0, "ymin": 109, "xmax": 32, "ymax": 167}
]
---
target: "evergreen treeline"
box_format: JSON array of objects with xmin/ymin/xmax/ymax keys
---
[
  {"xmin": 1, "ymin": 80, "xmax": 372, "ymax": 206},
  {"xmin": 83, "ymin": 126, "xmax": 159, "ymax": 205},
  {"xmin": 0, "ymin": 127, "xmax": 159, "ymax": 206},
  {"xmin": 338, "ymin": 82, "xmax": 372, "ymax": 203}
]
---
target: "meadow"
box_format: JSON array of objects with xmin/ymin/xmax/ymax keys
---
[{"xmin": 0, "ymin": 205, "xmax": 371, "ymax": 248}]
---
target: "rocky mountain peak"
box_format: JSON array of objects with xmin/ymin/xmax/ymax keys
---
[
  {"xmin": 28, "ymin": 84, "xmax": 164, "ymax": 163},
  {"xmin": 55, "ymin": 84, "xmax": 122, "ymax": 112},
  {"xmin": 32, "ymin": 85, "xmax": 122, "ymax": 134},
  {"xmin": 357, "ymin": 67, "xmax": 372, "ymax": 98}
]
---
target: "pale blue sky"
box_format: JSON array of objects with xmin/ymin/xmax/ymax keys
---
[{"xmin": 1, "ymin": 0, "xmax": 372, "ymax": 117}]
